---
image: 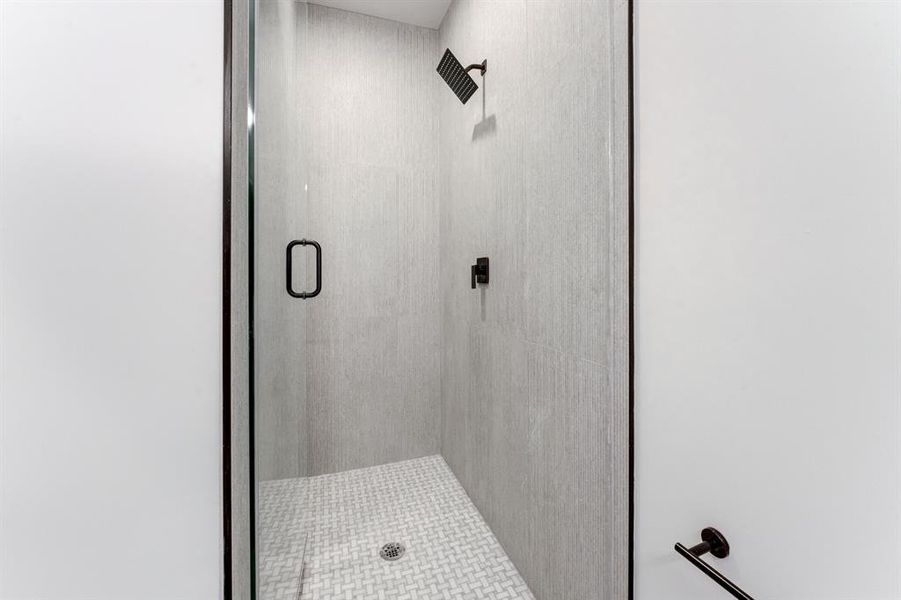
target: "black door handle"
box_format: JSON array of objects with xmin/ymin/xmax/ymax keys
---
[
  {"xmin": 675, "ymin": 528, "xmax": 755, "ymax": 600},
  {"xmin": 286, "ymin": 239, "xmax": 321, "ymax": 299}
]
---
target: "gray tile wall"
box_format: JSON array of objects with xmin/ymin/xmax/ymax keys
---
[
  {"xmin": 301, "ymin": 4, "xmax": 441, "ymax": 475},
  {"xmin": 437, "ymin": 1, "xmax": 631, "ymax": 597},
  {"xmin": 256, "ymin": 3, "xmax": 442, "ymax": 478}
]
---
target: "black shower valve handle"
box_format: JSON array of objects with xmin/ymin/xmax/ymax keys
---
[{"xmin": 471, "ymin": 257, "xmax": 489, "ymax": 289}]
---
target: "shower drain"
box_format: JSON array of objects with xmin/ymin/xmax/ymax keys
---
[{"xmin": 379, "ymin": 542, "xmax": 405, "ymax": 562}]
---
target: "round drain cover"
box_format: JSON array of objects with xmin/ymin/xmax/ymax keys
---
[{"xmin": 379, "ymin": 542, "xmax": 405, "ymax": 561}]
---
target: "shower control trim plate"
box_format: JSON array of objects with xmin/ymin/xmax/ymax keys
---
[{"xmin": 471, "ymin": 257, "xmax": 489, "ymax": 289}]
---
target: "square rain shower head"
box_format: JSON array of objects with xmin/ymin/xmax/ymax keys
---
[{"xmin": 437, "ymin": 48, "xmax": 479, "ymax": 105}]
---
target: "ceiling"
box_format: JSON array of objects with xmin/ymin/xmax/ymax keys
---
[{"xmin": 312, "ymin": 0, "xmax": 452, "ymax": 29}]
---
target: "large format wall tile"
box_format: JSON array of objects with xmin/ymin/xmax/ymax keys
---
[
  {"xmin": 438, "ymin": 0, "xmax": 630, "ymax": 596},
  {"xmin": 256, "ymin": 2, "xmax": 441, "ymax": 479},
  {"xmin": 300, "ymin": 5, "xmax": 441, "ymax": 476}
]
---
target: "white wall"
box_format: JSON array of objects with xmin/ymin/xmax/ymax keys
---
[
  {"xmin": 636, "ymin": 1, "xmax": 901, "ymax": 598},
  {"xmin": 0, "ymin": 2, "xmax": 223, "ymax": 598}
]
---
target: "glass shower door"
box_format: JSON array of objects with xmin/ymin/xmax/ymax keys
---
[
  {"xmin": 250, "ymin": 1, "xmax": 630, "ymax": 599},
  {"xmin": 252, "ymin": 2, "xmax": 451, "ymax": 597}
]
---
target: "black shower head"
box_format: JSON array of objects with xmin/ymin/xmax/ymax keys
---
[{"xmin": 436, "ymin": 48, "xmax": 486, "ymax": 105}]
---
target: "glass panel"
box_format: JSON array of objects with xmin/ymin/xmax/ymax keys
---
[
  {"xmin": 251, "ymin": 1, "xmax": 628, "ymax": 599},
  {"xmin": 252, "ymin": 0, "xmax": 311, "ymax": 595}
]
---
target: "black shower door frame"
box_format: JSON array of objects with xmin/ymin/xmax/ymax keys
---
[{"xmin": 221, "ymin": 0, "xmax": 636, "ymax": 598}]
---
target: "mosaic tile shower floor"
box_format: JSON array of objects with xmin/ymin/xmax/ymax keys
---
[{"xmin": 258, "ymin": 455, "xmax": 535, "ymax": 600}]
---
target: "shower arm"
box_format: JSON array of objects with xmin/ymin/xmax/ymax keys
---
[{"xmin": 464, "ymin": 59, "xmax": 487, "ymax": 75}]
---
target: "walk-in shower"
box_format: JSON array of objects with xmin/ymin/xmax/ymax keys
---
[{"xmin": 249, "ymin": 1, "xmax": 630, "ymax": 598}]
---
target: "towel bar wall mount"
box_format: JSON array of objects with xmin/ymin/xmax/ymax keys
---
[{"xmin": 674, "ymin": 527, "xmax": 755, "ymax": 600}]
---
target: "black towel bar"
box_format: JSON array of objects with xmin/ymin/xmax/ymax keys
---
[{"xmin": 674, "ymin": 527, "xmax": 755, "ymax": 600}]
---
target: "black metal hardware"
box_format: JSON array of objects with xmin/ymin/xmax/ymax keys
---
[
  {"xmin": 286, "ymin": 239, "xmax": 321, "ymax": 299},
  {"xmin": 465, "ymin": 59, "xmax": 487, "ymax": 75},
  {"xmin": 675, "ymin": 528, "xmax": 755, "ymax": 600},
  {"xmin": 436, "ymin": 49, "xmax": 486, "ymax": 105},
  {"xmin": 471, "ymin": 257, "xmax": 489, "ymax": 289}
]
